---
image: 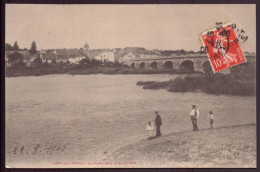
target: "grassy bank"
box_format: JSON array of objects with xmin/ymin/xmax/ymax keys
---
[
  {"xmin": 137, "ymin": 64, "xmax": 256, "ymax": 96},
  {"xmin": 110, "ymin": 124, "xmax": 256, "ymax": 167}
]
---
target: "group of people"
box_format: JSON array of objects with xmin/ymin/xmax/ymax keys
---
[{"xmin": 146, "ymin": 105, "xmax": 214, "ymax": 139}]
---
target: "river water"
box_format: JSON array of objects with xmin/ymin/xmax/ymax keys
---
[{"xmin": 5, "ymin": 74, "xmax": 256, "ymax": 167}]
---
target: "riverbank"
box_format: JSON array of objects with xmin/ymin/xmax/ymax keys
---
[
  {"xmin": 6, "ymin": 74, "xmax": 256, "ymax": 168},
  {"xmin": 5, "ymin": 65, "xmax": 200, "ymax": 77},
  {"xmin": 137, "ymin": 63, "xmax": 256, "ymax": 96},
  {"xmin": 67, "ymin": 67, "xmax": 198, "ymax": 75},
  {"xmin": 110, "ymin": 123, "xmax": 256, "ymax": 168}
]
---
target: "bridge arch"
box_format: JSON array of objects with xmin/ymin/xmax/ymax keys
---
[
  {"xmin": 130, "ymin": 63, "xmax": 135, "ymax": 68},
  {"xmin": 163, "ymin": 61, "xmax": 173, "ymax": 69},
  {"xmin": 179, "ymin": 60, "xmax": 194, "ymax": 72},
  {"xmin": 150, "ymin": 61, "xmax": 157, "ymax": 69},
  {"xmin": 139, "ymin": 62, "xmax": 145, "ymax": 69},
  {"xmin": 202, "ymin": 61, "xmax": 211, "ymax": 73}
]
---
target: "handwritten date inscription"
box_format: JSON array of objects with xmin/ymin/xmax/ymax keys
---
[{"xmin": 13, "ymin": 143, "xmax": 69, "ymax": 155}]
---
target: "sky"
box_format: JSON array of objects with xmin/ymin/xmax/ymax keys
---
[{"xmin": 6, "ymin": 4, "xmax": 256, "ymax": 52}]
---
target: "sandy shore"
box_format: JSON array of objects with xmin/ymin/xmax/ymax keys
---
[
  {"xmin": 6, "ymin": 123, "xmax": 256, "ymax": 168},
  {"xmin": 109, "ymin": 124, "xmax": 256, "ymax": 168}
]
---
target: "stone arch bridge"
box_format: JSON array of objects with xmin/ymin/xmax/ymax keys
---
[{"xmin": 125, "ymin": 55, "xmax": 210, "ymax": 73}]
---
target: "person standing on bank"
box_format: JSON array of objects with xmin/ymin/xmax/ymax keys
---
[
  {"xmin": 209, "ymin": 111, "xmax": 214, "ymax": 129},
  {"xmin": 190, "ymin": 105, "xmax": 200, "ymax": 131},
  {"xmin": 155, "ymin": 111, "xmax": 162, "ymax": 137}
]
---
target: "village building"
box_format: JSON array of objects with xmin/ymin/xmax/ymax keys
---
[
  {"xmin": 121, "ymin": 52, "xmax": 139, "ymax": 63},
  {"xmin": 40, "ymin": 52, "xmax": 56, "ymax": 63},
  {"xmin": 56, "ymin": 55, "xmax": 68, "ymax": 63},
  {"xmin": 55, "ymin": 49, "xmax": 86, "ymax": 64},
  {"xmin": 68, "ymin": 56, "xmax": 85, "ymax": 64},
  {"xmin": 114, "ymin": 47, "xmax": 161, "ymax": 63},
  {"xmin": 5, "ymin": 52, "xmax": 11, "ymax": 67},
  {"xmin": 87, "ymin": 48, "xmax": 159, "ymax": 64},
  {"xmin": 94, "ymin": 51, "xmax": 115, "ymax": 62},
  {"xmin": 5, "ymin": 51, "xmax": 34, "ymax": 67},
  {"xmin": 39, "ymin": 49, "xmax": 87, "ymax": 64},
  {"xmin": 86, "ymin": 49, "xmax": 115, "ymax": 62},
  {"xmin": 29, "ymin": 55, "xmax": 38, "ymax": 65},
  {"xmin": 86, "ymin": 50, "xmax": 103, "ymax": 60},
  {"xmin": 139, "ymin": 51, "xmax": 162, "ymax": 59}
]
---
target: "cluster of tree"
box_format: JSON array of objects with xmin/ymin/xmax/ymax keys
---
[
  {"xmin": 78, "ymin": 57, "xmax": 124, "ymax": 67},
  {"xmin": 29, "ymin": 41, "xmax": 37, "ymax": 55},
  {"xmin": 5, "ymin": 41, "xmax": 37, "ymax": 55},
  {"xmin": 5, "ymin": 42, "xmax": 20, "ymax": 51},
  {"xmin": 7, "ymin": 52, "xmax": 26, "ymax": 68}
]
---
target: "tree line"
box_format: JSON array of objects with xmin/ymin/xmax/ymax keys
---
[{"xmin": 5, "ymin": 41, "xmax": 37, "ymax": 55}]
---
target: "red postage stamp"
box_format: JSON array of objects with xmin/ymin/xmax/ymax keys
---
[{"xmin": 201, "ymin": 23, "xmax": 247, "ymax": 73}]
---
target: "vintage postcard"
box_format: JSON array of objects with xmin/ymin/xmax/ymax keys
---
[{"xmin": 5, "ymin": 4, "xmax": 256, "ymax": 168}]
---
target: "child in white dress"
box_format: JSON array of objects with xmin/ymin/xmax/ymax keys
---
[{"xmin": 146, "ymin": 121, "xmax": 154, "ymax": 139}]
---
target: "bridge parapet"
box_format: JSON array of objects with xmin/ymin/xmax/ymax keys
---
[
  {"xmin": 125, "ymin": 54, "xmax": 255, "ymax": 72},
  {"xmin": 126, "ymin": 55, "xmax": 208, "ymax": 72}
]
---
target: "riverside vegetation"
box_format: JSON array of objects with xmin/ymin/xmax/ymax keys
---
[
  {"xmin": 137, "ymin": 63, "xmax": 256, "ymax": 96},
  {"xmin": 6, "ymin": 51, "xmax": 256, "ymax": 96},
  {"xmin": 6, "ymin": 56, "xmax": 197, "ymax": 77}
]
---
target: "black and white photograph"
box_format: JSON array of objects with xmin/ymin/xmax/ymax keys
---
[{"xmin": 5, "ymin": 4, "xmax": 256, "ymax": 168}]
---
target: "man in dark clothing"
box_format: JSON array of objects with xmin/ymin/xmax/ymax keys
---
[
  {"xmin": 190, "ymin": 105, "xmax": 200, "ymax": 131},
  {"xmin": 155, "ymin": 111, "xmax": 162, "ymax": 137}
]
